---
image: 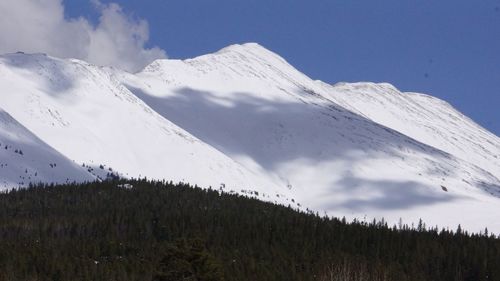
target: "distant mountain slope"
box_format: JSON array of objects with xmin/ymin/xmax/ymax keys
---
[
  {"xmin": 318, "ymin": 81, "xmax": 500, "ymax": 180},
  {"xmin": 0, "ymin": 44, "xmax": 499, "ymax": 232}
]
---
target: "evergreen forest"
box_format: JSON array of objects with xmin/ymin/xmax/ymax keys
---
[{"xmin": 0, "ymin": 179, "xmax": 499, "ymax": 281}]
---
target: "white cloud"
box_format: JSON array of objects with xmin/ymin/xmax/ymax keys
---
[{"xmin": 0, "ymin": 0, "xmax": 166, "ymax": 72}]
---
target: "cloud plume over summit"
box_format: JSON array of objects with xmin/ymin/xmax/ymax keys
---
[{"xmin": 0, "ymin": 0, "xmax": 166, "ymax": 72}]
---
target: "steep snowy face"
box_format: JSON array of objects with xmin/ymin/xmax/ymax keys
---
[
  {"xmin": 123, "ymin": 43, "xmax": 500, "ymax": 232},
  {"xmin": 0, "ymin": 108, "xmax": 95, "ymax": 188},
  {"xmin": 0, "ymin": 52, "xmax": 294, "ymax": 203}
]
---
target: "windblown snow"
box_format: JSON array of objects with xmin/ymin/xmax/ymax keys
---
[{"xmin": 0, "ymin": 44, "xmax": 499, "ymax": 233}]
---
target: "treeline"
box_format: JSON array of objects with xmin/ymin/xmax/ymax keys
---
[{"xmin": 0, "ymin": 179, "xmax": 499, "ymax": 281}]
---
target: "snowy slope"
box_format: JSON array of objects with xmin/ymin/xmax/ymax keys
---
[
  {"xmin": 0, "ymin": 108, "xmax": 95, "ymax": 188},
  {"xmin": 0, "ymin": 52, "xmax": 294, "ymax": 203},
  {"xmin": 0, "ymin": 44, "xmax": 499, "ymax": 233}
]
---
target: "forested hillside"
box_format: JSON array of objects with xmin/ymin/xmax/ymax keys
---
[{"xmin": 0, "ymin": 180, "xmax": 498, "ymax": 281}]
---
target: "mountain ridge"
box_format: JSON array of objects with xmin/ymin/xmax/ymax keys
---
[{"xmin": 1, "ymin": 43, "xmax": 499, "ymax": 232}]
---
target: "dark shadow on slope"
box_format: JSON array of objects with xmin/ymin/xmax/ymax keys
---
[
  {"xmin": 125, "ymin": 85, "xmax": 451, "ymax": 169},
  {"xmin": 122, "ymin": 84, "xmax": 498, "ymax": 209},
  {"xmin": 317, "ymin": 172, "xmax": 464, "ymax": 211}
]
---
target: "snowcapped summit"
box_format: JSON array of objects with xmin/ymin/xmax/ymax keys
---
[
  {"xmin": 215, "ymin": 42, "xmax": 290, "ymax": 65},
  {"xmin": 1, "ymin": 44, "xmax": 499, "ymax": 233},
  {"xmin": 216, "ymin": 42, "xmax": 272, "ymax": 54},
  {"xmin": 139, "ymin": 42, "xmax": 312, "ymax": 94}
]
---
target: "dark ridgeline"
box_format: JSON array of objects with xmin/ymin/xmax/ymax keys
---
[{"xmin": 0, "ymin": 179, "xmax": 498, "ymax": 281}]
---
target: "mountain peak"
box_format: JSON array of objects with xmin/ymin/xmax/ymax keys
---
[
  {"xmin": 138, "ymin": 42, "xmax": 308, "ymax": 88},
  {"xmin": 216, "ymin": 42, "xmax": 269, "ymax": 54},
  {"xmin": 214, "ymin": 42, "xmax": 287, "ymax": 65},
  {"xmin": 141, "ymin": 43, "xmax": 279, "ymax": 70}
]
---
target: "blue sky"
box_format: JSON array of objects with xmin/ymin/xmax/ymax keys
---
[{"xmin": 64, "ymin": 0, "xmax": 500, "ymax": 135}]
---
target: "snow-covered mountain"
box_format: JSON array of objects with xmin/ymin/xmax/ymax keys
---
[
  {"xmin": 1, "ymin": 44, "xmax": 499, "ymax": 233},
  {"xmin": 0, "ymin": 51, "xmax": 291, "ymax": 202}
]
